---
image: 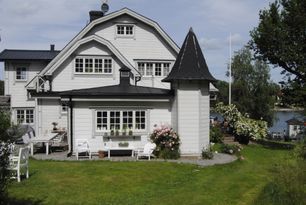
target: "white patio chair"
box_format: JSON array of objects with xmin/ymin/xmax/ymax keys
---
[
  {"xmin": 75, "ymin": 139, "xmax": 91, "ymax": 160},
  {"xmin": 8, "ymin": 147, "xmax": 29, "ymax": 182},
  {"xmin": 136, "ymin": 142, "xmax": 156, "ymax": 160}
]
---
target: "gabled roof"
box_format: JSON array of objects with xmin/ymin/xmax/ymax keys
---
[
  {"xmin": 39, "ymin": 7, "xmax": 180, "ymax": 76},
  {"xmin": 43, "ymin": 35, "xmax": 136, "ymax": 75},
  {"xmin": 162, "ymin": 28, "xmax": 216, "ymax": 82},
  {"xmin": 0, "ymin": 49, "xmax": 60, "ymax": 61}
]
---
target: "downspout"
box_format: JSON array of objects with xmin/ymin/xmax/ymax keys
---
[{"xmin": 67, "ymin": 97, "xmax": 73, "ymax": 157}]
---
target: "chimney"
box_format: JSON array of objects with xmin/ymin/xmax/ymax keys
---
[
  {"xmin": 50, "ymin": 44, "xmax": 55, "ymax": 51},
  {"xmin": 119, "ymin": 67, "xmax": 131, "ymax": 86},
  {"xmin": 89, "ymin": 11, "xmax": 104, "ymax": 22}
]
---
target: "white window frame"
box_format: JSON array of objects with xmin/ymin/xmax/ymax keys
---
[
  {"xmin": 15, "ymin": 67, "xmax": 27, "ymax": 81},
  {"xmin": 136, "ymin": 62, "xmax": 172, "ymax": 77},
  {"xmin": 15, "ymin": 108, "xmax": 34, "ymax": 125},
  {"xmin": 116, "ymin": 24, "xmax": 135, "ymax": 37},
  {"xmin": 95, "ymin": 110, "xmax": 147, "ymax": 133},
  {"xmin": 74, "ymin": 57, "xmax": 113, "ymax": 75}
]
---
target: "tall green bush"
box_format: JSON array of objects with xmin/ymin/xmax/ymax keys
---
[
  {"xmin": 210, "ymin": 126, "xmax": 223, "ymax": 143},
  {"xmin": 0, "ymin": 111, "xmax": 12, "ymax": 204}
]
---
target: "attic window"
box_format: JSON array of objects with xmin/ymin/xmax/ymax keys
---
[
  {"xmin": 116, "ymin": 25, "xmax": 134, "ymax": 37},
  {"xmin": 16, "ymin": 67, "xmax": 27, "ymax": 81}
]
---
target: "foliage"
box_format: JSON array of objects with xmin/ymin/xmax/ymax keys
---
[
  {"xmin": 150, "ymin": 124, "xmax": 180, "ymax": 159},
  {"xmin": 249, "ymin": 0, "xmax": 306, "ymax": 110},
  {"xmin": 0, "ymin": 80, "xmax": 4, "ymax": 95},
  {"xmin": 213, "ymin": 80, "xmax": 229, "ymax": 105},
  {"xmin": 259, "ymin": 141, "xmax": 306, "ymax": 205},
  {"xmin": 229, "ymin": 46, "xmax": 278, "ymax": 126},
  {"xmin": 201, "ymin": 145, "xmax": 214, "ymax": 159},
  {"xmin": 0, "ymin": 111, "xmax": 12, "ymax": 203},
  {"xmin": 215, "ymin": 103, "xmax": 268, "ymax": 144},
  {"xmin": 220, "ymin": 144, "xmax": 243, "ymax": 156},
  {"xmin": 210, "ymin": 126, "xmax": 223, "ymax": 143}
]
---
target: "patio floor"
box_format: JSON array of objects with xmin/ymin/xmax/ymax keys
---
[{"xmin": 31, "ymin": 150, "xmax": 237, "ymax": 166}]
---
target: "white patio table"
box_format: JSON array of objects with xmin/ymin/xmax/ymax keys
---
[
  {"xmin": 30, "ymin": 133, "xmax": 59, "ymax": 156},
  {"xmin": 105, "ymin": 146, "xmax": 135, "ymax": 158}
]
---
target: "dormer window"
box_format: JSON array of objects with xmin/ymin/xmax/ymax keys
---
[
  {"xmin": 16, "ymin": 67, "xmax": 27, "ymax": 81},
  {"xmin": 116, "ymin": 25, "xmax": 134, "ymax": 37}
]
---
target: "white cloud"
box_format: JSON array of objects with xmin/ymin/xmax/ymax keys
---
[{"xmin": 199, "ymin": 37, "xmax": 223, "ymax": 50}]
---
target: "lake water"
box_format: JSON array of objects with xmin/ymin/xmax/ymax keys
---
[
  {"xmin": 211, "ymin": 110, "xmax": 305, "ymax": 133},
  {"xmin": 269, "ymin": 111, "xmax": 304, "ymax": 133}
]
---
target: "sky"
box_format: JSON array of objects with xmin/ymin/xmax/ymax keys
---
[{"xmin": 0, "ymin": 0, "xmax": 283, "ymax": 83}]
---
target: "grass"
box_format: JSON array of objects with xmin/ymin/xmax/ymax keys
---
[{"xmin": 7, "ymin": 144, "xmax": 292, "ymax": 205}]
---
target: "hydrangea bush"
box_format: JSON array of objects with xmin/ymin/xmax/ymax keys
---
[
  {"xmin": 150, "ymin": 124, "xmax": 180, "ymax": 159},
  {"xmin": 215, "ymin": 103, "xmax": 268, "ymax": 144}
]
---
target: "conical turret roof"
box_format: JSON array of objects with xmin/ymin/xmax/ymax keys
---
[{"xmin": 162, "ymin": 28, "xmax": 216, "ymax": 82}]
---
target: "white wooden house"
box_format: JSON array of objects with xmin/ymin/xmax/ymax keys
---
[{"xmin": 0, "ymin": 7, "xmax": 217, "ymax": 156}]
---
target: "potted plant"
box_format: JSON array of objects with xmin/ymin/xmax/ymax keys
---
[
  {"xmin": 98, "ymin": 150, "xmax": 105, "ymax": 158},
  {"xmin": 115, "ymin": 129, "xmax": 120, "ymax": 136},
  {"xmin": 128, "ymin": 128, "xmax": 133, "ymax": 136},
  {"xmin": 122, "ymin": 125, "xmax": 127, "ymax": 136},
  {"xmin": 110, "ymin": 129, "xmax": 115, "ymax": 136}
]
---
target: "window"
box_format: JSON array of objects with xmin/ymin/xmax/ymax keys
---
[
  {"xmin": 138, "ymin": 63, "xmax": 145, "ymax": 76},
  {"xmin": 116, "ymin": 25, "xmax": 134, "ymax": 36},
  {"xmin": 16, "ymin": 109, "xmax": 34, "ymax": 124},
  {"xmin": 96, "ymin": 110, "xmax": 146, "ymax": 132},
  {"xmin": 155, "ymin": 63, "xmax": 162, "ymax": 76},
  {"xmin": 97, "ymin": 111, "xmax": 108, "ymax": 131},
  {"xmin": 137, "ymin": 62, "xmax": 172, "ymax": 77},
  {"xmin": 146, "ymin": 63, "xmax": 153, "ymax": 76},
  {"xmin": 163, "ymin": 63, "xmax": 170, "ymax": 76},
  {"xmin": 75, "ymin": 57, "xmax": 112, "ymax": 74},
  {"xmin": 135, "ymin": 111, "xmax": 146, "ymax": 130},
  {"xmin": 110, "ymin": 111, "xmax": 121, "ymax": 130},
  {"xmin": 85, "ymin": 59, "xmax": 93, "ymax": 73},
  {"xmin": 16, "ymin": 67, "xmax": 27, "ymax": 80},
  {"xmin": 75, "ymin": 58, "xmax": 84, "ymax": 73}
]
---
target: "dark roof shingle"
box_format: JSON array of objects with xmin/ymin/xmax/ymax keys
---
[
  {"xmin": 162, "ymin": 28, "xmax": 216, "ymax": 82},
  {"xmin": 0, "ymin": 49, "xmax": 60, "ymax": 61}
]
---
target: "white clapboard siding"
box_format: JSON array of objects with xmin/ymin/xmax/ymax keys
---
[
  {"xmin": 199, "ymin": 82, "xmax": 210, "ymax": 151},
  {"xmin": 91, "ymin": 15, "xmax": 177, "ymax": 66},
  {"xmin": 6, "ymin": 61, "xmax": 47, "ymax": 108},
  {"xmin": 177, "ymin": 86, "xmax": 200, "ymax": 155},
  {"xmin": 40, "ymin": 99, "xmax": 67, "ymax": 135}
]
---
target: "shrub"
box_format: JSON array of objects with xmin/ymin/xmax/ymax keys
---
[
  {"xmin": 221, "ymin": 144, "xmax": 243, "ymax": 156},
  {"xmin": 210, "ymin": 126, "xmax": 223, "ymax": 143},
  {"xmin": 201, "ymin": 147, "xmax": 214, "ymax": 159},
  {"xmin": 150, "ymin": 124, "xmax": 180, "ymax": 159},
  {"xmin": 0, "ymin": 111, "xmax": 12, "ymax": 204},
  {"xmin": 215, "ymin": 102, "xmax": 268, "ymax": 144}
]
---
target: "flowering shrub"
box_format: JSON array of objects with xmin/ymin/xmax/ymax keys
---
[
  {"xmin": 221, "ymin": 144, "xmax": 243, "ymax": 156},
  {"xmin": 150, "ymin": 124, "xmax": 180, "ymax": 159},
  {"xmin": 215, "ymin": 103, "xmax": 268, "ymax": 144},
  {"xmin": 202, "ymin": 147, "xmax": 214, "ymax": 159}
]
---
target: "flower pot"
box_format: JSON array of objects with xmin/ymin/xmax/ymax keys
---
[{"xmin": 98, "ymin": 151, "xmax": 105, "ymax": 158}]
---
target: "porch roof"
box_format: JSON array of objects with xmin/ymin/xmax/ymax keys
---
[{"xmin": 31, "ymin": 84, "xmax": 173, "ymax": 99}]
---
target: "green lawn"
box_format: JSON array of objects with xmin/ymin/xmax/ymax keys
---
[{"xmin": 8, "ymin": 145, "xmax": 289, "ymax": 205}]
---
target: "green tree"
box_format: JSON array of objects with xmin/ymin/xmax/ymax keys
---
[
  {"xmin": 230, "ymin": 47, "xmax": 278, "ymax": 126},
  {"xmin": 0, "ymin": 111, "xmax": 11, "ymax": 203},
  {"xmin": 0, "ymin": 80, "xmax": 4, "ymax": 95},
  {"xmin": 214, "ymin": 81, "xmax": 229, "ymax": 105},
  {"xmin": 249, "ymin": 0, "xmax": 306, "ymax": 108}
]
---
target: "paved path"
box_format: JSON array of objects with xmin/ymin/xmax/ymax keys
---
[{"xmin": 31, "ymin": 151, "xmax": 237, "ymax": 167}]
